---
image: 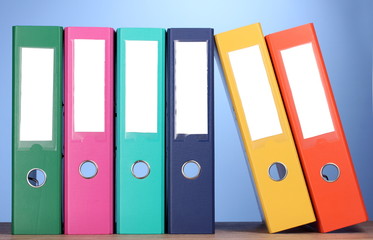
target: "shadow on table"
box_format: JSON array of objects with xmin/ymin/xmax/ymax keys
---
[{"xmin": 215, "ymin": 221, "xmax": 366, "ymax": 234}]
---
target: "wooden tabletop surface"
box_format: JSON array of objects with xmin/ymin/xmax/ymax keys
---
[{"xmin": 1, "ymin": 222, "xmax": 373, "ymax": 240}]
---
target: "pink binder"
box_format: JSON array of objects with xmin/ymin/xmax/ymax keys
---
[{"xmin": 64, "ymin": 27, "xmax": 114, "ymax": 234}]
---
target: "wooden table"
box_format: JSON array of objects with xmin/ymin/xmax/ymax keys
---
[{"xmin": 1, "ymin": 222, "xmax": 373, "ymax": 239}]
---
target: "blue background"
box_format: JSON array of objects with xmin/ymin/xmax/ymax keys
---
[{"xmin": 1, "ymin": 0, "xmax": 373, "ymax": 222}]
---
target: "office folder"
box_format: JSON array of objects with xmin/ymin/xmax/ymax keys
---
[
  {"xmin": 116, "ymin": 28, "xmax": 165, "ymax": 234},
  {"xmin": 215, "ymin": 23, "xmax": 315, "ymax": 233},
  {"xmin": 266, "ymin": 23, "xmax": 368, "ymax": 232},
  {"xmin": 166, "ymin": 28, "xmax": 215, "ymax": 234},
  {"xmin": 64, "ymin": 27, "xmax": 114, "ymax": 234},
  {"xmin": 12, "ymin": 26, "xmax": 62, "ymax": 235}
]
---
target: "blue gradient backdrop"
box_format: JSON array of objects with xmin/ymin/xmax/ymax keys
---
[{"xmin": 1, "ymin": 0, "xmax": 372, "ymax": 222}]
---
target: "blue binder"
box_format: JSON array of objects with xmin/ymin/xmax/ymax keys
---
[{"xmin": 166, "ymin": 28, "xmax": 215, "ymax": 234}]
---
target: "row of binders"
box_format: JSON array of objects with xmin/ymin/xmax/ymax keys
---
[
  {"xmin": 12, "ymin": 23, "xmax": 367, "ymax": 235},
  {"xmin": 13, "ymin": 26, "xmax": 214, "ymax": 235}
]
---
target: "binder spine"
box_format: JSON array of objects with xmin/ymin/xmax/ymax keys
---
[
  {"xmin": 64, "ymin": 27, "xmax": 114, "ymax": 235},
  {"xmin": 266, "ymin": 23, "xmax": 367, "ymax": 232},
  {"xmin": 214, "ymin": 23, "xmax": 315, "ymax": 233},
  {"xmin": 12, "ymin": 26, "xmax": 63, "ymax": 235},
  {"xmin": 116, "ymin": 28, "xmax": 166, "ymax": 234},
  {"xmin": 166, "ymin": 28, "xmax": 215, "ymax": 234}
]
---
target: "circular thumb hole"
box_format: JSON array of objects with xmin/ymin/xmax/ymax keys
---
[
  {"xmin": 182, "ymin": 160, "xmax": 201, "ymax": 180},
  {"xmin": 268, "ymin": 162, "xmax": 287, "ymax": 181},
  {"xmin": 321, "ymin": 163, "xmax": 340, "ymax": 182},
  {"xmin": 79, "ymin": 160, "xmax": 98, "ymax": 179},
  {"xmin": 27, "ymin": 168, "xmax": 47, "ymax": 188},
  {"xmin": 131, "ymin": 160, "xmax": 150, "ymax": 179}
]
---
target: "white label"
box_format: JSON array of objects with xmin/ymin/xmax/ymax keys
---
[
  {"xmin": 73, "ymin": 39, "xmax": 105, "ymax": 132},
  {"xmin": 281, "ymin": 43, "xmax": 334, "ymax": 139},
  {"xmin": 125, "ymin": 40, "xmax": 158, "ymax": 133},
  {"xmin": 228, "ymin": 45, "xmax": 283, "ymax": 141},
  {"xmin": 20, "ymin": 48, "xmax": 54, "ymax": 141},
  {"xmin": 174, "ymin": 41, "xmax": 208, "ymax": 135}
]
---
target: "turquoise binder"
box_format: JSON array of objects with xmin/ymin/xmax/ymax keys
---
[{"xmin": 116, "ymin": 28, "xmax": 165, "ymax": 234}]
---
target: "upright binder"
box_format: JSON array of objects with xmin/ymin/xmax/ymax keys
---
[
  {"xmin": 215, "ymin": 23, "xmax": 315, "ymax": 233},
  {"xmin": 166, "ymin": 28, "xmax": 215, "ymax": 234},
  {"xmin": 12, "ymin": 26, "xmax": 63, "ymax": 234},
  {"xmin": 116, "ymin": 28, "xmax": 166, "ymax": 234},
  {"xmin": 266, "ymin": 23, "xmax": 368, "ymax": 232},
  {"xmin": 64, "ymin": 27, "xmax": 114, "ymax": 234}
]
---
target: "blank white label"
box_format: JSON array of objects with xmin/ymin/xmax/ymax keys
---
[
  {"xmin": 228, "ymin": 45, "xmax": 282, "ymax": 141},
  {"xmin": 281, "ymin": 43, "xmax": 334, "ymax": 139},
  {"xmin": 20, "ymin": 48, "xmax": 54, "ymax": 141},
  {"xmin": 125, "ymin": 40, "xmax": 158, "ymax": 133},
  {"xmin": 174, "ymin": 41, "xmax": 208, "ymax": 135},
  {"xmin": 74, "ymin": 39, "xmax": 105, "ymax": 132}
]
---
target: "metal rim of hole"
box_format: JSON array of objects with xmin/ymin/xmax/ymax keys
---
[
  {"xmin": 320, "ymin": 163, "xmax": 340, "ymax": 183},
  {"xmin": 181, "ymin": 160, "xmax": 201, "ymax": 180},
  {"xmin": 79, "ymin": 160, "xmax": 99, "ymax": 179},
  {"xmin": 268, "ymin": 162, "xmax": 288, "ymax": 181},
  {"xmin": 131, "ymin": 160, "xmax": 151, "ymax": 179},
  {"xmin": 26, "ymin": 168, "xmax": 47, "ymax": 188}
]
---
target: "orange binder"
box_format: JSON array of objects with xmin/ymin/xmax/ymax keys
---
[{"xmin": 266, "ymin": 23, "xmax": 368, "ymax": 232}]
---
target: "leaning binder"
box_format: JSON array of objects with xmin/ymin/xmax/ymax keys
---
[
  {"xmin": 64, "ymin": 27, "xmax": 114, "ymax": 234},
  {"xmin": 12, "ymin": 26, "xmax": 63, "ymax": 234},
  {"xmin": 166, "ymin": 28, "xmax": 215, "ymax": 234},
  {"xmin": 215, "ymin": 23, "xmax": 315, "ymax": 233},
  {"xmin": 116, "ymin": 28, "xmax": 165, "ymax": 234},
  {"xmin": 266, "ymin": 23, "xmax": 368, "ymax": 232}
]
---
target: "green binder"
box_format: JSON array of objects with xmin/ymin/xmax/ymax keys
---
[
  {"xmin": 116, "ymin": 28, "xmax": 165, "ymax": 234},
  {"xmin": 12, "ymin": 26, "xmax": 62, "ymax": 234}
]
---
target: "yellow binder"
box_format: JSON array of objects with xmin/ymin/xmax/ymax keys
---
[{"xmin": 215, "ymin": 23, "xmax": 315, "ymax": 233}]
